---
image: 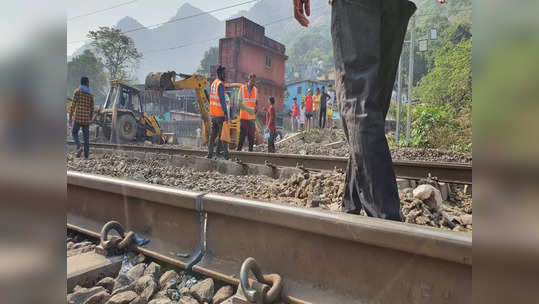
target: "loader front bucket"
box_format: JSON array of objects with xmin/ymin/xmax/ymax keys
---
[{"xmin": 145, "ymin": 72, "xmax": 176, "ymax": 91}]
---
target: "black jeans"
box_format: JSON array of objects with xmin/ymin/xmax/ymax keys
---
[
  {"xmin": 267, "ymin": 130, "xmax": 276, "ymax": 153},
  {"xmin": 208, "ymin": 116, "xmax": 229, "ymax": 159},
  {"xmin": 237, "ymin": 119, "xmax": 255, "ymax": 152},
  {"xmin": 332, "ymin": 0, "xmax": 416, "ymax": 221},
  {"xmin": 319, "ymin": 107, "xmax": 327, "ymax": 129},
  {"xmin": 72, "ymin": 122, "xmax": 90, "ymax": 158}
]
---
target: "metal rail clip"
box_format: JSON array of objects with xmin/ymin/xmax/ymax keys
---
[
  {"xmin": 239, "ymin": 257, "xmax": 282, "ymax": 304},
  {"xmin": 185, "ymin": 193, "xmax": 208, "ymax": 270},
  {"xmin": 99, "ymin": 220, "xmax": 135, "ymax": 256}
]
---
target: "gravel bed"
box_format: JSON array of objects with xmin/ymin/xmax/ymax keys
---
[
  {"xmin": 69, "ymin": 127, "xmax": 472, "ymax": 164},
  {"xmin": 67, "ymin": 153, "xmax": 472, "ymax": 232},
  {"xmin": 255, "ymin": 129, "xmax": 472, "ymax": 164},
  {"xmin": 67, "ymin": 250, "xmax": 237, "ymax": 304}
]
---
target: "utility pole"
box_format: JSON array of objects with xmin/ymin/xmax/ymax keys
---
[
  {"xmin": 395, "ymin": 59, "xmax": 402, "ymax": 147},
  {"xmin": 406, "ymin": 15, "xmax": 415, "ymax": 146}
]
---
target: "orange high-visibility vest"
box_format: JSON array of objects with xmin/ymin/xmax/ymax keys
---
[
  {"xmin": 239, "ymin": 84, "xmax": 257, "ymax": 120},
  {"xmin": 209, "ymin": 78, "xmax": 225, "ymax": 117}
]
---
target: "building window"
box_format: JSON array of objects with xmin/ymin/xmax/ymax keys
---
[
  {"xmin": 297, "ymin": 86, "xmax": 302, "ymax": 94},
  {"xmin": 265, "ymin": 55, "xmax": 272, "ymax": 68}
]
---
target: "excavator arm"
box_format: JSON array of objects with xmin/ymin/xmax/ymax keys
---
[{"xmin": 145, "ymin": 71, "xmax": 212, "ymax": 144}]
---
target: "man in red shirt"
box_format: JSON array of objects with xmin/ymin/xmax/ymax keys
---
[
  {"xmin": 265, "ymin": 96, "xmax": 277, "ymax": 153},
  {"xmin": 290, "ymin": 97, "xmax": 300, "ymax": 132},
  {"xmin": 304, "ymin": 89, "xmax": 313, "ymax": 130}
]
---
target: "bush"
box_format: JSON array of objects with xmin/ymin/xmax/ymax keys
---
[{"xmin": 406, "ymin": 105, "xmax": 471, "ymax": 153}]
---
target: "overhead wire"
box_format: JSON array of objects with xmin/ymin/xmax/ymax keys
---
[
  {"xmin": 68, "ymin": 0, "xmax": 139, "ymax": 21},
  {"xmin": 67, "ymin": 0, "xmax": 260, "ymax": 44},
  {"xmin": 141, "ymin": 4, "xmax": 330, "ymax": 55}
]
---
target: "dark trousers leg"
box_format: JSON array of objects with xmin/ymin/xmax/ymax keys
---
[
  {"xmin": 268, "ymin": 130, "xmax": 276, "ymax": 153},
  {"xmin": 208, "ymin": 117, "xmax": 224, "ymax": 157},
  {"xmin": 247, "ymin": 120, "xmax": 255, "ymax": 152},
  {"xmin": 237, "ymin": 119, "xmax": 247, "ymax": 151},
  {"xmin": 72, "ymin": 122, "xmax": 81, "ymax": 150},
  {"xmin": 82, "ymin": 124, "xmax": 90, "ymax": 158},
  {"xmin": 332, "ymin": 0, "xmax": 415, "ymax": 221},
  {"xmin": 319, "ymin": 108, "xmax": 327, "ymax": 129}
]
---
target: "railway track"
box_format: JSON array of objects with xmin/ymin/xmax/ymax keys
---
[
  {"xmin": 67, "ymin": 171, "xmax": 472, "ymax": 303},
  {"xmin": 66, "ymin": 141, "xmax": 472, "ymax": 184}
]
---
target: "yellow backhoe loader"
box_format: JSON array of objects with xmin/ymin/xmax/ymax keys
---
[
  {"xmin": 94, "ymin": 80, "xmax": 171, "ymax": 144},
  {"xmin": 144, "ymin": 72, "xmax": 257, "ymax": 147}
]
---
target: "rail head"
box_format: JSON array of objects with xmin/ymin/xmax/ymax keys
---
[{"xmin": 67, "ymin": 171, "xmax": 472, "ymax": 265}]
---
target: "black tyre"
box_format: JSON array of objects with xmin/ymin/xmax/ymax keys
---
[
  {"xmin": 116, "ymin": 114, "xmax": 137, "ymax": 142},
  {"xmin": 152, "ymin": 133, "xmax": 164, "ymax": 144}
]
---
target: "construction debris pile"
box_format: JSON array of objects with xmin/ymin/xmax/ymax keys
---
[
  {"xmin": 67, "ymin": 244, "xmax": 235, "ymax": 304},
  {"xmin": 256, "ymin": 129, "xmax": 472, "ymax": 164},
  {"xmin": 67, "ymin": 152, "xmax": 471, "ymax": 231},
  {"xmin": 262, "ymin": 171, "xmax": 471, "ymax": 231}
]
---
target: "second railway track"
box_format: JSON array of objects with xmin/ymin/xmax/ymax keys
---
[{"xmin": 67, "ymin": 141, "xmax": 472, "ymax": 184}]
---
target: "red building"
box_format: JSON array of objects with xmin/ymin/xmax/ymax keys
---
[{"xmin": 212, "ymin": 17, "xmax": 287, "ymax": 121}]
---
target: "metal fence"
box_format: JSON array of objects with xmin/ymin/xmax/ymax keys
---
[{"xmin": 158, "ymin": 120, "xmax": 201, "ymax": 141}]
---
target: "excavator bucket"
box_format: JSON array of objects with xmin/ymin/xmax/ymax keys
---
[{"xmin": 145, "ymin": 72, "xmax": 176, "ymax": 91}]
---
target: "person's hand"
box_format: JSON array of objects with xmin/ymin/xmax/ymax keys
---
[
  {"xmin": 293, "ymin": 0, "xmax": 310, "ymax": 27},
  {"xmin": 438, "ymin": 0, "xmax": 446, "ymax": 3}
]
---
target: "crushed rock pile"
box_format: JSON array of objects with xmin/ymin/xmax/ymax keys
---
[
  {"xmin": 67, "ymin": 153, "xmax": 273, "ymax": 196},
  {"xmin": 261, "ymin": 171, "xmax": 471, "ymax": 232},
  {"xmin": 67, "ymin": 251, "xmax": 235, "ymax": 304},
  {"xmin": 255, "ymin": 129, "xmax": 472, "ymax": 164},
  {"xmin": 67, "ymin": 152, "xmax": 471, "ymax": 232}
]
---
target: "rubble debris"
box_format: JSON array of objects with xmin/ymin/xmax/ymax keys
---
[
  {"xmin": 67, "ymin": 152, "xmax": 471, "ymax": 231},
  {"xmin": 412, "ymin": 184, "xmax": 443, "ymax": 210},
  {"xmin": 254, "ymin": 129, "xmax": 472, "ymax": 163}
]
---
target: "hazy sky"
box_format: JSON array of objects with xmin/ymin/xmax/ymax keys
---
[{"xmin": 67, "ymin": 0, "xmax": 257, "ymax": 55}]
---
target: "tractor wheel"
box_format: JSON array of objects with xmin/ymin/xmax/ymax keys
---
[
  {"xmin": 151, "ymin": 133, "xmax": 164, "ymax": 144},
  {"xmin": 116, "ymin": 114, "xmax": 137, "ymax": 142}
]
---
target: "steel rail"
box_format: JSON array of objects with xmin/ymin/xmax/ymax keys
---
[
  {"xmin": 66, "ymin": 141, "xmax": 472, "ymax": 184},
  {"xmin": 67, "ymin": 171, "xmax": 471, "ymax": 304}
]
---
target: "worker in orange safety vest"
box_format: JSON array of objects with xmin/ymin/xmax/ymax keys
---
[
  {"xmin": 207, "ymin": 65, "xmax": 229, "ymax": 159},
  {"xmin": 236, "ymin": 73, "xmax": 258, "ymax": 152}
]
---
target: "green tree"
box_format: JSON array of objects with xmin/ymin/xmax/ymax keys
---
[
  {"xmin": 88, "ymin": 27, "xmax": 142, "ymax": 82},
  {"xmin": 286, "ymin": 32, "xmax": 333, "ymax": 82},
  {"xmin": 414, "ymin": 38, "xmax": 472, "ymax": 111},
  {"xmin": 411, "ymin": 38, "xmax": 472, "ymax": 152},
  {"xmin": 196, "ymin": 47, "xmax": 219, "ymax": 77},
  {"xmin": 67, "ymin": 50, "xmax": 108, "ymax": 104}
]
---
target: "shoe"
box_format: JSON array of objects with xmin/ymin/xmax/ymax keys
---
[
  {"xmin": 206, "ymin": 155, "xmax": 212, "ymax": 159},
  {"xmin": 76, "ymin": 148, "xmax": 82, "ymax": 158}
]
